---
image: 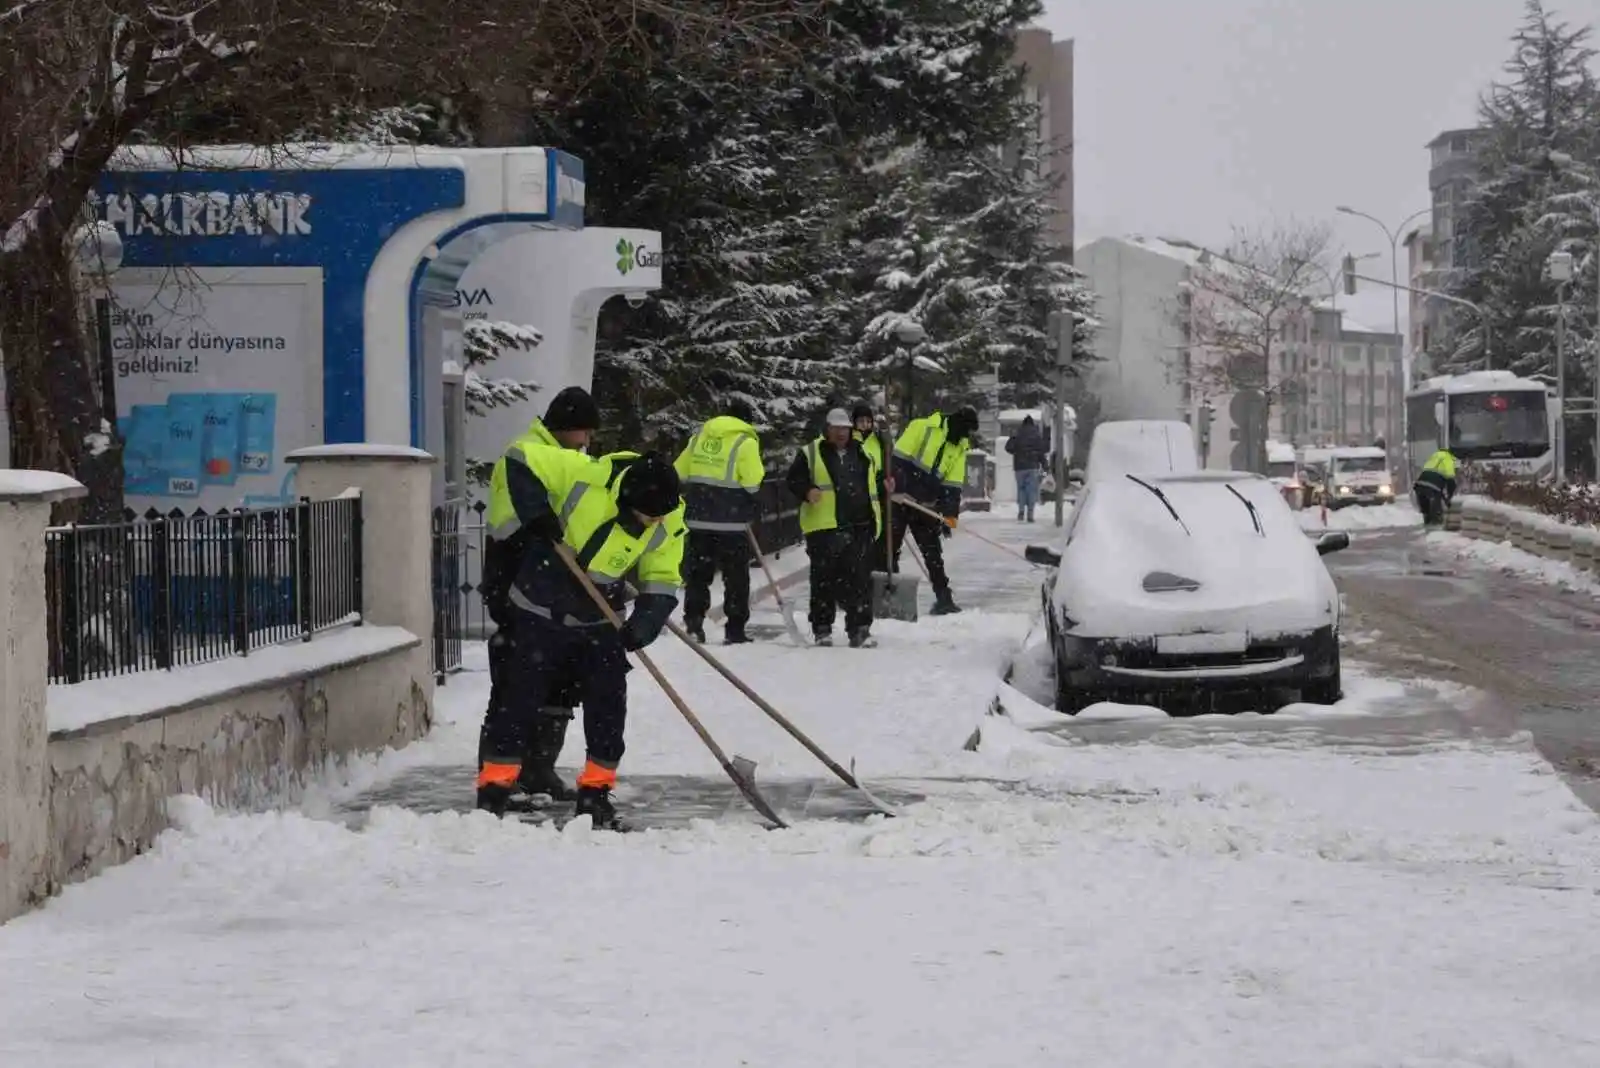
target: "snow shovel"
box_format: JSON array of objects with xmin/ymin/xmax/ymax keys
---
[
  {"xmin": 662, "ymin": 617, "xmax": 900, "ymax": 817},
  {"xmin": 552, "ymin": 544, "xmax": 787, "ymax": 829},
  {"xmin": 892, "ymin": 494, "xmax": 1043, "ymax": 569},
  {"xmin": 744, "ymin": 526, "xmax": 806, "ymax": 646},
  {"xmin": 872, "ymin": 488, "xmax": 919, "ymax": 622}
]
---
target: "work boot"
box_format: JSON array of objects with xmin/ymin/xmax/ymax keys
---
[
  {"xmin": 685, "ymin": 619, "xmax": 707, "ymax": 643},
  {"xmin": 848, "ymin": 627, "xmax": 877, "ymax": 649},
  {"xmin": 516, "ymin": 714, "xmax": 574, "ymax": 802},
  {"xmin": 573, "ymin": 786, "xmax": 627, "ymax": 831},
  {"xmin": 813, "ymin": 629, "xmax": 833, "ymax": 647},
  {"xmin": 724, "ymin": 623, "xmax": 751, "ymax": 645},
  {"xmin": 930, "ymin": 590, "xmax": 962, "ymax": 616},
  {"xmin": 476, "ymin": 783, "xmax": 514, "ymax": 817}
]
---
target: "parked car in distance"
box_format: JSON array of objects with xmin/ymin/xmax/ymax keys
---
[
  {"xmin": 1025, "ymin": 470, "xmax": 1349, "ymax": 715},
  {"xmin": 1084, "ymin": 420, "xmax": 1200, "ymax": 485}
]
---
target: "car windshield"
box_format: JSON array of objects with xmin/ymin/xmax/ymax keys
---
[
  {"xmin": 1334, "ymin": 456, "xmax": 1386, "ymax": 474},
  {"xmin": 1267, "ymin": 461, "xmax": 1296, "ymax": 479}
]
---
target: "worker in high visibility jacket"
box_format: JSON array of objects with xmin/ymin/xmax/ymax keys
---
[
  {"xmin": 1413, "ymin": 446, "xmax": 1458, "ymax": 528},
  {"xmin": 787, "ymin": 408, "xmax": 885, "ymax": 647},
  {"xmin": 673, "ymin": 399, "xmax": 765, "ymax": 645},
  {"xmin": 477, "ymin": 444, "xmax": 686, "ymax": 829},
  {"xmin": 478, "ymin": 387, "xmax": 599, "ymax": 803},
  {"xmin": 889, "ymin": 405, "xmax": 978, "ymax": 615}
]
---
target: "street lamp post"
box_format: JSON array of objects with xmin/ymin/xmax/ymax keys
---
[
  {"xmin": 893, "ymin": 320, "xmax": 928, "ymax": 422},
  {"xmin": 1336, "ymin": 205, "xmax": 1433, "ymax": 486},
  {"xmin": 1046, "ymin": 310, "xmax": 1074, "ymax": 527}
]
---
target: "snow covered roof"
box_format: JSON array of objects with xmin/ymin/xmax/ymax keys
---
[
  {"xmin": 1414, "ymin": 370, "xmax": 1550, "ymax": 395},
  {"xmin": 1119, "ymin": 235, "xmax": 1210, "ymax": 268}
]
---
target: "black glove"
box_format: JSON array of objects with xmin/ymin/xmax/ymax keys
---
[
  {"xmin": 940, "ymin": 522, "xmax": 953, "ymax": 540},
  {"xmin": 527, "ymin": 511, "xmax": 563, "ymax": 544},
  {"xmin": 620, "ymin": 620, "xmax": 647, "ymax": 651}
]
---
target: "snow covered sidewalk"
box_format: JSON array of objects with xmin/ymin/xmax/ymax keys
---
[{"xmin": 2, "ymin": 513, "xmax": 1599, "ymax": 1067}]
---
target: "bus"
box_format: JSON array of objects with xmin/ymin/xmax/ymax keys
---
[{"xmin": 1405, "ymin": 370, "xmax": 1554, "ymax": 489}]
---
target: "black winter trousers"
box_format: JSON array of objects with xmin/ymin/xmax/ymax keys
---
[
  {"xmin": 482, "ymin": 619, "xmax": 582, "ymax": 765},
  {"xmin": 884, "ymin": 504, "xmax": 951, "ymax": 595},
  {"xmin": 1414, "ymin": 485, "xmax": 1446, "ymax": 527},
  {"xmin": 480, "ymin": 612, "xmax": 630, "ymax": 770},
  {"xmin": 682, "ymin": 529, "xmax": 753, "ymax": 628},
  {"xmin": 806, "ymin": 525, "xmax": 875, "ymax": 634}
]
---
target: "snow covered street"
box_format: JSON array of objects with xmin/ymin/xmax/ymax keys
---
[{"xmin": 3, "ymin": 514, "xmax": 1600, "ymax": 1067}]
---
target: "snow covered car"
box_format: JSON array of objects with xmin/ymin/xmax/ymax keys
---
[
  {"xmin": 1084, "ymin": 420, "xmax": 1199, "ymax": 485},
  {"xmin": 1025, "ymin": 470, "xmax": 1350, "ymax": 714}
]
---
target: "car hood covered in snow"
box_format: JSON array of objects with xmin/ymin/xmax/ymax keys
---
[{"xmin": 1053, "ymin": 472, "xmax": 1337, "ymax": 638}]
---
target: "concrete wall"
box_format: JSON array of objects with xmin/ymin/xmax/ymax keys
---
[
  {"xmin": 1, "ymin": 447, "xmax": 437, "ymax": 923},
  {"xmin": 47, "ymin": 632, "xmax": 424, "ymax": 889},
  {"xmin": 1451, "ymin": 497, "xmax": 1600, "ymax": 574}
]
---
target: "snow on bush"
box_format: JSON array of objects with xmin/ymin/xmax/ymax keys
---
[{"xmin": 1481, "ymin": 467, "xmax": 1600, "ymax": 528}]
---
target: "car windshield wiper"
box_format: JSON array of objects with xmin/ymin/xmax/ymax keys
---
[
  {"xmin": 1224, "ymin": 482, "xmax": 1264, "ymax": 535},
  {"xmin": 1124, "ymin": 474, "xmax": 1191, "ymax": 535}
]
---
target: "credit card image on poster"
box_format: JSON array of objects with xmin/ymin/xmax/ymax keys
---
[
  {"xmin": 162, "ymin": 394, "xmax": 208, "ymax": 497},
  {"xmin": 199, "ymin": 393, "xmax": 245, "ymax": 487},
  {"xmin": 122, "ymin": 405, "xmax": 168, "ymax": 497},
  {"xmin": 239, "ymin": 393, "xmax": 277, "ymax": 476}
]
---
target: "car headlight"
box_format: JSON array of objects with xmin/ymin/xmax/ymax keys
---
[
  {"xmin": 1337, "ymin": 485, "xmax": 1352, "ymax": 495},
  {"xmin": 1378, "ymin": 484, "xmax": 1393, "ymax": 495}
]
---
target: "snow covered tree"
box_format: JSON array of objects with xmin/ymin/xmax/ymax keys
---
[{"xmin": 1439, "ymin": 0, "xmax": 1600, "ymax": 381}]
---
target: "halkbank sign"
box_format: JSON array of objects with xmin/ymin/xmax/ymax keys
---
[{"xmin": 614, "ymin": 236, "xmax": 663, "ymax": 275}]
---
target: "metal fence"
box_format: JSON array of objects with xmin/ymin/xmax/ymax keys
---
[
  {"xmin": 46, "ymin": 497, "xmax": 363, "ymax": 684},
  {"xmin": 431, "ymin": 477, "xmax": 803, "ymax": 680}
]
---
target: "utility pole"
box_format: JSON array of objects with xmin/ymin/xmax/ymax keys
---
[{"xmin": 1047, "ymin": 310, "xmax": 1073, "ymax": 527}]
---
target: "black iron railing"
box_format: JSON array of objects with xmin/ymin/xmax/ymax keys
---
[
  {"xmin": 46, "ymin": 497, "xmax": 363, "ymax": 684},
  {"xmin": 430, "ymin": 477, "xmax": 802, "ymax": 680}
]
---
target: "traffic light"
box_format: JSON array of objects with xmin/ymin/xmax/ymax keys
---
[{"xmin": 1341, "ymin": 254, "xmax": 1357, "ymax": 296}]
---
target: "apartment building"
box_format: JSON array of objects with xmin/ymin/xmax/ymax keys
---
[
  {"xmin": 1011, "ymin": 28, "xmax": 1075, "ymax": 251},
  {"xmin": 1080, "ymin": 235, "xmax": 1400, "ymax": 466},
  {"xmin": 1290, "ymin": 308, "xmax": 1403, "ymax": 448},
  {"xmin": 1404, "ymin": 127, "xmax": 1487, "ymax": 377}
]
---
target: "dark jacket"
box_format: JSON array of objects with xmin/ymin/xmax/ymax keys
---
[
  {"xmin": 786, "ymin": 436, "xmax": 883, "ymax": 529},
  {"xmin": 1005, "ymin": 421, "xmax": 1047, "ymax": 471}
]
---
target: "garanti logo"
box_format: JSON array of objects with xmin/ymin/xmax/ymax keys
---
[{"xmin": 615, "ymin": 237, "xmax": 664, "ymax": 276}]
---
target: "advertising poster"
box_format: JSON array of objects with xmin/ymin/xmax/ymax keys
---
[{"xmin": 106, "ymin": 268, "xmax": 322, "ymax": 512}]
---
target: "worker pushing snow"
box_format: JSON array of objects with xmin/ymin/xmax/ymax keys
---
[{"xmin": 886, "ymin": 405, "xmax": 978, "ymax": 615}]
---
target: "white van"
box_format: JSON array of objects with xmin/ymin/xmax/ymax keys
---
[
  {"xmin": 1084, "ymin": 420, "xmax": 1200, "ymax": 484},
  {"xmin": 1300, "ymin": 445, "xmax": 1393, "ymax": 509}
]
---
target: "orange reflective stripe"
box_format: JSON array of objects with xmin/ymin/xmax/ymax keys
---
[
  {"xmin": 576, "ymin": 760, "xmax": 617, "ymax": 789},
  {"xmin": 477, "ymin": 762, "xmax": 521, "ymax": 788}
]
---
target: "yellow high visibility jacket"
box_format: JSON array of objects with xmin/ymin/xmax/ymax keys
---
[
  {"xmin": 892, "ymin": 411, "xmax": 969, "ymax": 517},
  {"xmin": 792, "ymin": 435, "xmax": 883, "ymax": 537},
  {"xmin": 489, "ymin": 443, "xmax": 686, "ymax": 631},
  {"xmin": 855, "ymin": 428, "xmax": 887, "ymax": 472},
  {"xmin": 480, "ymin": 418, "xmax": 570, "ymax": 622},
  {"xmin": 1415, "ymin": 447, "xmax": 1458, "ymax": 499},
  {"xmin": 674, "ymin": 415, "xmax": 765, "ymax": 531}
]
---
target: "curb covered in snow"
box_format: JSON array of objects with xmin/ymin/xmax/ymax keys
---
[{"xmin": 1451, "ymin": 496, "xmax": 1600, "ymax": 575}]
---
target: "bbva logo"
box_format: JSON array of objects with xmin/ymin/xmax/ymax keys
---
[{"xmin": 448, "ymin": 288, "xmax": 494, "ymax": 308}]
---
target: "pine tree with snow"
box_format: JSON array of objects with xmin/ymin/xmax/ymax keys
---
[{"xmin": 1440, "ymin": 0, "xmax": 1600, "ymax": 385}]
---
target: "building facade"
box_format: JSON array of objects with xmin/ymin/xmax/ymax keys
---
[
  {"xmin": 1406, "ymin": 127, "xmax": 1487, "ymax": 379},
  {"xmin": 1011, "ymin": 28, "xmax": 1075, "ymax": 251},
  {"xmin": 1080, "ymin": 235, "xmax": 1401, "ymax": 467}
]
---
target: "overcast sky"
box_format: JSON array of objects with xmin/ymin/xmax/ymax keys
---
[{"xmin": 1041, "ymin": 0, "xmax": 1599, "ymax": 331}]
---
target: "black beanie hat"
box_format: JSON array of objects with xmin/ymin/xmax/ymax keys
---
[
  {"xmin": 618, "ymin": 454, "xmax": 681, "ymax": 517},
  {"xmin": 725, "ymin": 398, "xmax": 757, "ymax": 425},
  {"xmin": 947, "ymin": 405, "xmax": 979, "ymax": 440},
  {"xmin": 851, "ymin": 403, "xmax": 874, "ymax": 422},
  {"xmin": 544, "ymin": 387, "xmax": 600, "ymax": 432}
]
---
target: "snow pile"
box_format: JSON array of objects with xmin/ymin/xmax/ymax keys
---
[
  {"xmin": 1298, "ymin": 501, "xmax": 1419, "ymax": 532},
  {"xmin": 3, "ymin": 512, "xmax": 1599, "ymax": 1065},
  {"xmin": 1427, "ymin": 530, "xmax": 1600, "ymax": 596}
]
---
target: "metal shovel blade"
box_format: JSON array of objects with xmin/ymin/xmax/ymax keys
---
[
  {"xmin": 775, "ymin": 598, "xmax": 808, "ymax": 646},
  {"xmin": 730, "ymin": 754, "xmax": 759, "ymax": 785},
  {"xmin": 872, "ymin": 571, "xmax": 919, "ymax": 622}
]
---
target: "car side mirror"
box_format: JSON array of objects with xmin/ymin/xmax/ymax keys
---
[
  {"xmin": 1315, "ymin": 531, "xmax": 1350, "ymax": 556},
  {"xmin": 1024, "ymin": 544, "xmax": 1062, "ymax": 567}
]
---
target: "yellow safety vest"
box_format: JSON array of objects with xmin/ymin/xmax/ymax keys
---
[
  {"xmin": 798, "ymin": 436, "xmax": 882, "ymax": 537},
  {"xmin": 855, "ymin": 429, "xmax": 886, "ymax": 472},
  {"xmin": 893, "ymin": 411, "xmax": 968, "ymax": 493},
  {"xmin": 488, "ymin": 444, "xmax": 687, "ymax": 615},
  {"xmin": 673, "ymin": 415, "xmax": 765, "ymax": 531},
  {"xmin": 1422, "ymin": 449, "xmax": 1457, "ymax": 479}
]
